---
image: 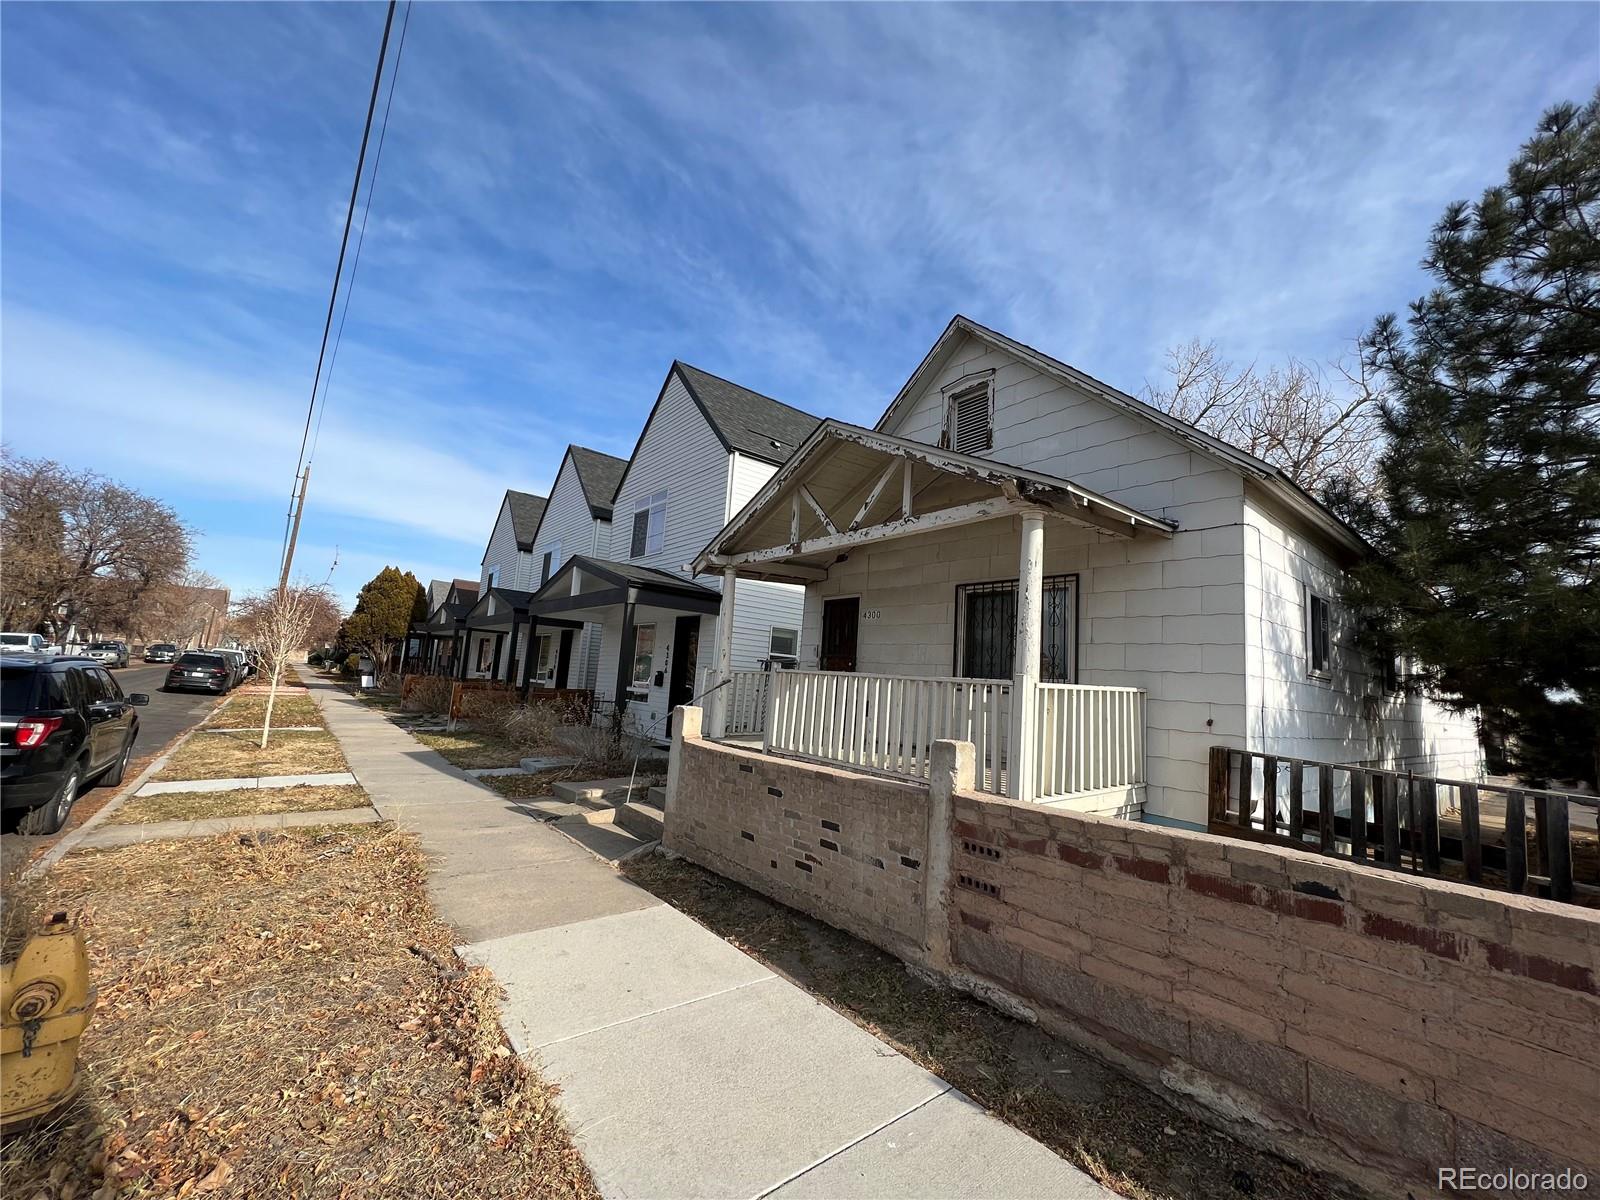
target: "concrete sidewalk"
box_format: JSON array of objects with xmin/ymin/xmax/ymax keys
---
[{"xmin": 300, "ymin": 670, "xmax": 1110, "ymax": 1200}]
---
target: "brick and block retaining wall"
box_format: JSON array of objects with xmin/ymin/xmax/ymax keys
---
[{"xmin": 665, "ymin": 712, "xmax": 1599, "ymax": 1196}]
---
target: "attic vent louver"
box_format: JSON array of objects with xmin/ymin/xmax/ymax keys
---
[{"xmin": 948, "ymin": 381, "xmax": 992, "ymax": 455}]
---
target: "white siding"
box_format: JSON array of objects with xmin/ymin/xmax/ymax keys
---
[
  {"xmin": 1242, "ymin": 489, "xmax": 1482, "ymax": 778},
  {"xmin": 533, "ymin": 459, "xmax": 610, "ymax": 690},
  {"xmin": 871, "ymin": 333, "xmax": 1251, "ymax": 826},
  {"xmin": 591, "ymin": 373, "xmax": 806, "ymax": 711}
]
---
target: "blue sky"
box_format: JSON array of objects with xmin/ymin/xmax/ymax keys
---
[{"xmin": 2, "ymin": 2, "xmax": 1594, "ymax": 607}]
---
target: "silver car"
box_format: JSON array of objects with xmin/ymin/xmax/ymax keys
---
[{"xmin": 85, "ymin": 641, "xmax": 130, "ymax": 668}]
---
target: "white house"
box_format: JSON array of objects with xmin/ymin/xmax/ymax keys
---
[
  {"xmin": 693, "ymin": 316, "xmax": 1482, "ymax": 829},
  {"xmin": 455, "ymin": 489, "xmax": 547, "ymax": 682},
  {"xmin": 528, "ymin": 361, "xmax": 819, "ymax": 739},
  {"xmin": 514, "ymin": 445, "xmax": 627, "ymax": 692}
]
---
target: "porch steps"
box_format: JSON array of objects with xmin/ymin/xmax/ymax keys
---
[
  {"xmin": 614, "ymin": 796, "xmax": 664, "ymax": 842},
  {"xmin": 551, "ymin": 776, "xmax": 643, "ymax": 807},
  {"xmin": 519, "ymin": 754, "xmax": 578, "ymax": 773},
  {"xmin": 647, "ymin": 786, "xmax": 666, "ymax": 807}
]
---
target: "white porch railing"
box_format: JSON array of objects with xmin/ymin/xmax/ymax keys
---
[
  {"xmin": 766, "ymin": 670, "xmax": 1013, "ymax": 794},
  {"xmin": 1034, "ymin": 683, "xmax": 1146, "ymax": 799},
  {"xmin": 723, "ymin": 669, "xmax": 772, "ymax": 736}
]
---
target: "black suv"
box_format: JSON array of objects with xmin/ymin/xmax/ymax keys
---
[{"xmin": 1, "ymin": 654, "xmax": 149, "ymax": 834}]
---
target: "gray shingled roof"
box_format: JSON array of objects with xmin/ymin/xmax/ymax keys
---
[
  {"xmin": 505, "ymin": 490, "xmax": 548, "ymax": 550},
  {"xmin": 675, "ymin": 362, "xmax": 820, "ymax": 466},
  {"xmin": 568, "ymin": 446, "xmax": 628, "ymax": 520}
]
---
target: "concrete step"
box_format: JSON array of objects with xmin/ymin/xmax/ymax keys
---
[
  {"xmin": 552, "ymin": 776, "xmax": 640, "ymax": 807},
  {"xmin": 520, "ymin": 798, "xmax": 604, "ymax": 823},
  {"xmin": 645, "ymin": 786, "xmax": 666, "ymax": 810},
  {"xmin": 519, "ymin": 754, "xmax": 578, "ymax": 773},
  {"xmin": 552, "ymin": 817, "xmax": 654, "ymax": 865},
  {"xmin": 614, "ymin": 799, "xmax": 664, "ymax": 842}
]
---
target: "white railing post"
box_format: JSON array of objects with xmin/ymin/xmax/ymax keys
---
[
  {"xmin": 1011, "ymin": 511, "xmax": 1045, "ymax": 802},
  {"xmin": 711, "ymin": 567, "xmax": 737, "ymax": 738}
]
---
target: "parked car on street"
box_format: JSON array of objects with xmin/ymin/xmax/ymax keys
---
[
  {"xmin": 0, "ymin": 632, "xmax": 49, "ymax": 654},
  {"xmin": 211, "ymin": 648, "xmax": 249, "ymax": 687},
  {"xmin": 164, "ymin": 652, "xmax": 232, "ymax": 694},
  {"xmin": 143, "ymin": 643, "xmax": 179, "ymax": 663},
  {"xmin": 84, "ymin": 641, "xmax": 130, "ymax": 669},
  {"xmin": 0, "ymin": 654, "xmax": 148, "ymax": 834}
]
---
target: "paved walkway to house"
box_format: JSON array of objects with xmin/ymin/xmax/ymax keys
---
[
  {"xmin": 298, "ymin": 669, "xmax": 1110, "ymax": 1200},
  {"xmin": 81, "ymin": 806, "xmax": 379, "ymax": 848}
]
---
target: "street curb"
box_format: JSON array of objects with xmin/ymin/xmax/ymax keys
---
[{"xmin": 24, "ymin": 690, "xmax": 234, "ymax": 879}]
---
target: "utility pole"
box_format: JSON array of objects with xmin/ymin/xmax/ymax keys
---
[{"xmin": 278, "ymin": 465, "xmax": 311, "ymax": 597}]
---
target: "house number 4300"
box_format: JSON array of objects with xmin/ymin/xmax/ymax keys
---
[{"xmin": 861, "ymin": 608, "xmax": 883, "ymax": 621}]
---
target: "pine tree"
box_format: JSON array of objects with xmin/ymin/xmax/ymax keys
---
[
  {"xmin": 1335, "ymin": 92, "xmax": 1600, "ymax": 785},
  {"xmin": 341, "ymin": 567, "xmax": 425, "ymax": 681}
]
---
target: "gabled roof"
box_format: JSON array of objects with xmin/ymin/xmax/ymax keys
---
[
  {"xmin": 505, "ymin": 491, "xmax": 548, "ymax": 552},
  {"xmin": 609, "ymin": 361, "xmax": 822, "ymax": 511},
  {"xmin": 527, "ymin": 554, "xmax": 721, "ymax": 617},
  {"xmin": 875, "ymin": 315, "xmax": 1367, "ymax": 556},
  {"xmin": 568, "ymin": 446, "xmax": 628, "ymax": 521},
  {"xmin": 675, "ymin": 362, "xmax": 821, "ymax": 466}
]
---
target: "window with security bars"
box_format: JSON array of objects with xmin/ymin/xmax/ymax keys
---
[
  {"xmin": 946, "ymin": 381, "xmax": 992, "ymax": 454},
  {"xmin": 956, "ymin": 575, "xmax": 1076, "ymax": 681}
]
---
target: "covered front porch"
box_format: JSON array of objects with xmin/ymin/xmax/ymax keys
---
[
  {"xmin": 694, "ymin": 421, "xmax": 1172, "ymax": 810},
  {"xmin": 529, "ymin": 555, "xmax": 723, "ymax": 738}
]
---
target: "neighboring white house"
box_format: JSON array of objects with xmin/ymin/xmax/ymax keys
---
[
  {"xmin": 457, "ymin": 490, "xmax": 547, "ymax": 682},
  {"xmin": 515, "ymin": 445, "xmax": 627, "ymax": 692},
  {"xmin": 528, "ymin": 361, "xmax": 819, "ymax": 739},
  {"xmin": 409, "ymin": 578, "xmax": 479, "ymax": 676},
  {"xmin": 693, "ymin": 315, "xmax": 1482, "ymax": 829}
]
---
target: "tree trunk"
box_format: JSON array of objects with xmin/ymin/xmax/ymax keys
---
[{"xmin": 260, "ymin": 664, "xmax": 282, "ymax": 751}]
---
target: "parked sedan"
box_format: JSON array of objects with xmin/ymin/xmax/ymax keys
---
[
  {"xmin": 143, "ymin": 643, "xmax": 179, "ymax": 663},
  {"xmin": 84, "ymin": 641, "xmax": 130, "ymax": 668},
  {"xmin": 214, "ymin": 648, "xmax": 251, "ymax": 685},
  {"xmin": 164, "ymin": 652, "xmax": 232, "ymax": 694}
]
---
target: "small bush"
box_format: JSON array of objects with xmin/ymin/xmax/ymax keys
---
[
  {"xmin": 457, "ymin": 686, "xmax": 516, "ymax": 724},
  {"xmin": 553, "ymin": 721, "xmax": 659, "ymax": 775},
  {"xmin": 341, "ymin": 653, "xmax": 359, "ymax": 676},
  {"xmin": 401, "ymin": 675, "xmax": 454, "ymax": 715}
]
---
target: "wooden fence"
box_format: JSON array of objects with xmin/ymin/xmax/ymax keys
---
[{"xmin": 1207, "ymin": 747, "xmax": 1598, "ymax": 905}]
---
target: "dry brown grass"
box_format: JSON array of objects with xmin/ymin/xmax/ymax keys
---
[
  {"xmin": 623, "ymin": 854, "xmax": 1348, "ymax": 1200},
  {"xmin": 414, "ymin": 729, "xmax": 527, "ymax": 771},
  {"xmin": 206, "ymin": 693, "xmax": 324, "ymax": 730},
  {"xmin": 155, "ymin": 730, "xmax": 348, "ymax": 782},
  {"xmin": 1, "ymin": 827, "xmax": 597, "ymax": 1200},
  {"xmin": 107, "ymin": 784, "xmax": 371, "ymax": 826}
]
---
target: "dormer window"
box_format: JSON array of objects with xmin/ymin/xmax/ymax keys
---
[{"xmin": 943, "ymin": 373, "xmax": 993, "ymax": 455}]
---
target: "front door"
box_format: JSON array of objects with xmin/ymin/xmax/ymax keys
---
[
  {"xmin": 820, "ymin": 597, "xmax": 859, "ymax": 672},
  {"xmin": 555, "ymin": 629, "xmax": 574, "ymax": 689},
  {"xmin": 667, "ymin": 615, "xmax": 700, "ymax": 734}
]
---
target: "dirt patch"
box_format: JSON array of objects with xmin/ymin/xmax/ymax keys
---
[
  {"xmin": 107, "ymin": 784, "xmax": 372, "ymax": 825},
  {"xmin": 205, "ymin": 693, "xmax": 324, "ymax": 730},
  {"xmin": 622, "ymin": 854, "xmax": 1351, "ymax": 1200},
  {"xmin": 1, "ymin": 826, "xmax": 597, "ymax": 1200},
  {"xmin": 155, "ymin": 730, "xmax": 349, "ymax": 781},
  {"xmin": 481, "ymin": 769, "xmax": 587, "ymax": 800},
  {"xmin": 414, "ymin": 728, "xmax": 528, "ymax": 771}
]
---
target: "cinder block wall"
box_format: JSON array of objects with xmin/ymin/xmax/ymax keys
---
[
  {"xmin": 952, "ymin": 791, "xmax": 1600, "ymax": 1191},
  {"xmin": 665, "ymin": 735, "xmax": 931, "ymax": 963},
  {"xmin": 665, "ymin": 721, "xmax": 1599, "ymax": 1196}
]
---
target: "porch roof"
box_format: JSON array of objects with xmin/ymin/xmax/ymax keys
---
[
  {"xmin": 462, "ymin": 586, "xmax": 534, "ymax": 632},
  {"xmin": 528, "ymin": 555, "xmax": 721, "ymax": 622},
  {"xmin": 692, "ymin": 420, "xmax": 1176, "ymax": 585}
]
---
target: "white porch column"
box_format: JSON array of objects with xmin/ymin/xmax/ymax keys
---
[
  {"xmin": 712, "ymin": 566, "xmax": 738, "ymax": 738},
  {"xmin": 1011, "ymin": 511, "xmax": 1045, "ymax": 802}
]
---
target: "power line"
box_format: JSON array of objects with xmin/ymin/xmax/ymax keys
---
[
  {"xmin": 278, "ymin": 0, "xmax": 399, "ymax": 586},
  {"xmin": 308, "ymin": 0, "xmax": 414, "ymax": 467}
]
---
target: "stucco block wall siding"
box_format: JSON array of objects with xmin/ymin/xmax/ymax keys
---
[
  {"xmin": 665, "ymin": 736, "xmax": 931, "ymax": 961},
  {"xmin": 1242, "ymin": 490, "xmax": 1482, "ymax": 778},
  {"xmin": 951, "ymin": 793, "xmax": 1600, "ymax": 1193}
]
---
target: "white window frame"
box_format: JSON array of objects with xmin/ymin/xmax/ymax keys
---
[
  {"xmin": 540, "ymin": 541, "xmax": 560, "ymax": 586},
  {"xmin": 1306, "ymin": 588, "xmax": 1333, "ymax": 679},
  {"xmin": 486, "ymin": 567, "xmax": 499, "ymax": 590},
  {"xmin": 768, "ymin": 626, "xmax": 799, "ymax": 667},
  {"xmin": 535, "ymin": 634, "xmax": 554, "ymax": 682},
  {"xmin": 942, "ymin": 370, "xmax": 995, "ymax": 456},
  {"xmin": 631, "ymin": 623, "xmax": 658, "ymax": 689},
  {"xmin": 630, "ymin": 490, "xmax": 667, "ymax": 558}
]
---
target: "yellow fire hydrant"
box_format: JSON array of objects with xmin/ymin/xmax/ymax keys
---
[{"xmin": 1, "ymin": 913, "xmax": 96, "ymax": 1127}]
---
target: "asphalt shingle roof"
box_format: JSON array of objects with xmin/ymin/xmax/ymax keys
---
[
  {"xmin": 568, "ymin": 446, "xmax": 628, "ymax": 520},
  {"xmin": 675, "ymin": 362, "xmax": 821, "ymax": 465},
  {"xmin": 505, "ymin": 490, "xmax": 548, "ymax": 549}
]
